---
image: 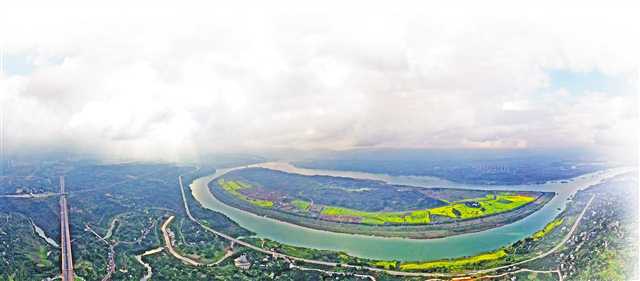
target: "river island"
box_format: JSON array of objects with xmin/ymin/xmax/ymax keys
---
[{"xmin": 208, "ymin": 167, "xmax": 555, "ymax": 239}]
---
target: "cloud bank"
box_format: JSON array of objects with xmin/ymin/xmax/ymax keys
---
[{"xmin": 1, "ymin": 1, "xmax": 638, "ymax": 161}]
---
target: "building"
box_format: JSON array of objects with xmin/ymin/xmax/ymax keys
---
[{"xmin": 234, "ymin": 254, "xmax": 251, "ymax": 270}]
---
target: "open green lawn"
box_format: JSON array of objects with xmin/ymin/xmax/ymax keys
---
[{"xmin": 217, "ymin": 179, "xmax": 273, "ymax": 208}]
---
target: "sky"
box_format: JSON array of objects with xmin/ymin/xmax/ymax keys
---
[{"xmin": 0, "ymin": 1, "xmax": 638, "ymax": 162}]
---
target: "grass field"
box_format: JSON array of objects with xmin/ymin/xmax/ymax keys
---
[
  {"xmin": 319, "ymin": 194, "xmax": 534, "ymax": 225},
  {"xmin": 429, "ymin": 194, "xmax": 535, "ymax": 219},
  {"xmin": 373, "ymin": 260, "xmax": 398, "ymax": 270},
  {"xmin": 291, "ymin": 199, "xmax": 311, "ymax": 211},
  {"xmin": 321, "ymin": 207, "xmax": 431, "ymax": 224},
  {"xmin": 398, "ymin": 249, "xmax": 507, "ymax": 271},
  {"xmin": 321, "ymin": 206, "xmax": 431, "ymax": 225},
  {"xmin": 218, "ymin": 174, "xmax": 536, "ymax": 225},
  {"xmin": 217, "ymin": 179, "xmax": 273, "ymax": 208},
  {"xmin": 532, "ymin": 218, "xmax": 564, "ymax": 240},
  {"xmin": 369, "ymin": 208, "xmax": 564, "ymax": 272}
]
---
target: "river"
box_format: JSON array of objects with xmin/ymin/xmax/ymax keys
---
[{"xmin": 190, "ymin": 162, "xmax": 631, "ymax": 261}]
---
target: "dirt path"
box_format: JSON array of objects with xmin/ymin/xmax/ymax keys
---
[
  {"xmin": 102, "ymin": 217, "xmax": 120, "ymax": 240},
  {"xmin": 209, "ymin": 250, "xmax": 234, "ymax": 266},
  {"xmin": 135, "ymin": 247, "xmax": 164, "ymax": 281}
]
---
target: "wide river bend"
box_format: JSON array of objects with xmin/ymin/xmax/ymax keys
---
[{"xmin": 190, "ymin": 162, "xmax": 631, "ymax": 261}]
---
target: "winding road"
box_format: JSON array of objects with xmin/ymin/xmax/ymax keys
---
[
  {"xmin": 135, "ymin": 247, "xmax": 164, "ymax": 281},
  {"xmin": 161, "ymin": 215, "xmax": 201, "ymax": 266}
]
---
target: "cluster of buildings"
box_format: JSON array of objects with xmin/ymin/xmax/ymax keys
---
[{"xmin": 556, "ymin": 192, "xmax": 628, "ymax": 279}]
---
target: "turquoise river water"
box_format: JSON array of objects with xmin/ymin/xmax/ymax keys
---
[{"xmin": 190, "ymin": 162, "xmax": 630, "ymax": 261}]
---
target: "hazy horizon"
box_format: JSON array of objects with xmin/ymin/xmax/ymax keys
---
[
  {"xmin": 1, "ymin": 1, "xmax": 638, "ymax": 162},
  {"xmin": 0, "ymin": 3, "xmax": 638, "ymax": 280}
]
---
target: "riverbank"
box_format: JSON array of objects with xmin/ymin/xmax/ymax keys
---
[
  {"xmin": 185, "ymin": 171, "xmax": 621, "ymax": 279},
  {"xmin": 190, "ymin": 163, "xmax": 631, "ymax": 261}
]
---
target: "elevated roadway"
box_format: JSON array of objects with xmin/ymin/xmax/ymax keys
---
[{"xmin": 59, "ymin": 176, "xmax": 75, "ymax": 281}]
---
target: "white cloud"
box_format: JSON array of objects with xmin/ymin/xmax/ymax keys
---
[{"xmin": 0, "ymin": 0, "xmax": 638, "ymax": 161}]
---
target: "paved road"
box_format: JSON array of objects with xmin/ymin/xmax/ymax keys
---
[
  {"xmin": 84, "ymin": 224, "xmax": 116, "ymax": 281},
  {"xmin": 59, "ymin": 176, "xmax": 75, "ymax": 281},
  {"xmin": 160, "ymin": 215, "xmax": 201, "ymax": 266},
  {"xmin": 178, "ymin": 175, "xmax": 596, "ymax": 279},
  {"xmin": 0, "ymin": 192, "xmax": 60, "ymax": 198}
]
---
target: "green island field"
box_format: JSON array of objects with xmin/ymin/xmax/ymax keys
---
[
  {"xmin": 319, "ymin": 194, "xmax": 536, "ymax": 225},
  {"xmin": 209, "ymin": 168, "xmax": 552, "ymax": 238},
  {"xmin": 218, "ymin": 179, "xmax": 274, "ymax": 208}
]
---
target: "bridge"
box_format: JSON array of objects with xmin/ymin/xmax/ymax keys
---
[{"xmin": 59, "ymin": 176, "xmax": 75, "ymax": 281}]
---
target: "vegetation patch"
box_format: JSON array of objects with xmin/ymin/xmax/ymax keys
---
[
  {"xmin": 318, "ymin": 194, "xmax": 534, "ymax": 224},
  {"xmin": 291, "ymin": 199, "xmax": 311, "ymax": 211},
  {"xmin": 399, "ymin": 249, "xmax": 507, "ymax": 271},
  {"xmin": 373, "ymin": 260, "xmax": 398, "ymax": 270},
  {"xmin": 429, "ymin": 195, "xmax": 535, "ymax": 220},
  {"xmin": 211, "ymin": 168, "xmax": 551, "ymax": 237},
  {"xmin": 29, "ymin": 245, "xmax": 53, "ymax": 268},
  {"xmin": 217, "ymin": 179, "xmax": 274, "ymax": 208},
  {"xmin": 320, "ymin": 206, "xmax": 430, "ymax": 225},
  {"xmin": 532, "ymin": 218, "xmax": 564, "ymax": 240}
]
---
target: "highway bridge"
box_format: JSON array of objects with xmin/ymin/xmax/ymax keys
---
[{"xmin": 59, "ymin": 176, "xmax": 75, "ymax": 281}]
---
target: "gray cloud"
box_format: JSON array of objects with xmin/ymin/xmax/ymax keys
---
[{"xmin": 1, "ymin": 1, "xmax": 638, "ymax": 161}]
